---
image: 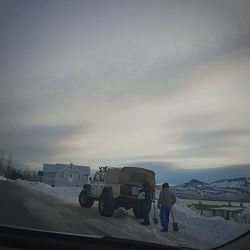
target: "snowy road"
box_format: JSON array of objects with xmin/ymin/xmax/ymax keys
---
[
  {"xmin": 0, "ymin": 180, "xmax": 110, "ymax": 236},
  {"xmin": 0, "ymin": 180, "xmax": 249, "ymax": 250}
]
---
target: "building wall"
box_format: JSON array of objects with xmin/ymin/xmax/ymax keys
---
[
  {"xmin": 43, "ymin": 163, "xmax": 90, "ymax": 187},
  {"xmin": 43, "ymin": 172, "xmax": 55, "ymax": 186},
  {"xmin": 43, "ymin": 163, "xmax": 59, "ymax": 187},
  {"xmin": 55, "ymin": 166, "xmax": 88, "ymax": 187}
]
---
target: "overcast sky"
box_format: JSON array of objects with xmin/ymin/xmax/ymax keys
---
[{"xmin": 1, "ymin": 0, "xmax": 250, "ymax": 170}]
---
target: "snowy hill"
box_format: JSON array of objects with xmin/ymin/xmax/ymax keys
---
[
  {"xmin": 173, "ymin": 177, "xmax": 250, "ymax": 202},
  {"xmin": 179, "ymin": 179, "xmax": 212, "ymax": 190},
  {"xmin": 211, "ymin": 177, "xmax": 250, "ymax": 188}
]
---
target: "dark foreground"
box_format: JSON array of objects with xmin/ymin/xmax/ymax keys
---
[{"xmin": 0, "ymin": 180, "xmax": 115, "ymax": 236}]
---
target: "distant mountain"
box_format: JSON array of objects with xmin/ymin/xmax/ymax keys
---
[
  {"xmin": 211, "ymin": 177, "xmax": 250, "ymax": 188},
  {"xmin": 172, "ymin": 177, "xmax": 250, "ymax": 202},
  {"xmin": 178, "ymin": 179, "xmax": 212, "ymax": 190}
]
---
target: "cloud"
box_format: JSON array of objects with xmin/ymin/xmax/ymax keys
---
[
  {"xmin": 0, "ymin": 124, "xmax": 84, "ymax": 166},
  {"xmin": 0, "ymin": 1, "xmax": 250, "ymax": 169},
  {"xmin": 126, "ymin": 161, "xmax": 250, "ymax": 184}
]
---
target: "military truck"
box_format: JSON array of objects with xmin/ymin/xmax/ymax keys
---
[{"xmin": 79, "ymin": 166, "xmax": 155, "ymax": 217}]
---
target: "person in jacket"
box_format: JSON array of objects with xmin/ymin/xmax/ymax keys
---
[
  {"xmin": 157, "ymin": 182, "xmax": 176, "ymax": 232},
  {"xmin": 141, "ymin": 178, "xmax": 152, "ymax": 226}
]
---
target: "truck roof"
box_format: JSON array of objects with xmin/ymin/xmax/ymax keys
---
[{"xmin": 104, "ymin": 166, "xmax": 155, "ymax": 186}]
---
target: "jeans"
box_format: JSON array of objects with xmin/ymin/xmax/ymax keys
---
[
  {"xmin": 160, "ymin": 207, "xmax": 170, "ymax": 230},
  {"xmin": 142, "ymin": 201, "xmax": 150, "ymax": 225}
]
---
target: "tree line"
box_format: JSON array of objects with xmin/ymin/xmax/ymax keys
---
[{"xmin": 0, "ymin": 149, "xmax": 38, "ymax": 181}]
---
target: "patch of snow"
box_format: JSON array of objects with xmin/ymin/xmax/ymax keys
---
[
  {"xmin": 171, "ymin": 200, "xmax": 248, "ymax": 246},
  {"xmin": 211, "ymin": 178, "xmax": 250, "ymax": 189},
  {"xmin": 16, "ymin": 179, "xmax": 82, "ymax": 204},
  {"xmin": 0, "ymin": 175, "xmax": 7, "ymax": 181},
  {"xmin": 242, "ymin": 205, "xmax": 250, "ymax": 215}
]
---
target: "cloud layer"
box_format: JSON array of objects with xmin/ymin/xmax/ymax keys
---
[{"xmin": 0, "ymin": 0, "xmax": 250, "ymax": 169}]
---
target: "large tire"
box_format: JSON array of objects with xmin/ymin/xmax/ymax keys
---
[
  {"xmin": 98, "ymin": 189, "xmax": 115, "ymax": 217},
  {"xmin": 79, "ymin": 190, "xmax": 94, "ymax": 208},
  {"xmin": 133, "ymin": 200, "xmax": 144, "ymax": 218}
]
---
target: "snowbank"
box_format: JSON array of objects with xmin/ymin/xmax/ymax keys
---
[
  {"xmin": 0, "ymin": 175, "xmax": 7, "ymax": 181},
  {"xmin": 242, "ymin": 205, "xmax": 250, "ymax": 215},
  {"xmin": 169, "ymin": 199, "xmax": 249, "ymax": 248},
  {"xmin": 15, "ymin": 180, "xmax": 250, "ymax": 249},
  {"xmin": 16, "ymin": 179, "xmax": 82, "ymax": 204}
]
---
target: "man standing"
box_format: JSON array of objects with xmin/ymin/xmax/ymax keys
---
[
  {"xmin": 141, "ymin": 178, "xmax": 152, "ymax": 226},
  {"xmin": 157, "ymin": 182, "xmax": 176, "ymax": 232}
]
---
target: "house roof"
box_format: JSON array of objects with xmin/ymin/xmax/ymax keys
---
[
  {"xmin": 74, "ymin": 165, "xmax": 90, "ymax": 175},
  {"xmin": 55, "ymin": 164, "xmax": 89, "ymax": 177},
  {"xmin": 43, "ymin": 163, "xmax": 65, "ymax": 173},
  {"xmin": 43, "ymin": 163, "xmax": 90, "ymax": 175}
]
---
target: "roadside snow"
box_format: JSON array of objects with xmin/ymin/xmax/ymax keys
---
[
  {"xmin": 0, "ymin": 175, "xmax": 7, "ymax": 181},
  {"xmin": 16, "ymin": 179, "xmax": 82, "ymax": 204},
  {"xmin": 16, "ymin": 180, "xmax": 250, "ymax": 249},
  {"xmin": 166, "ymin": 199, "xmax": 249, "ymax": 248},
  {"xmin": 242, "ymin": 205, "xmax": 250, "ymax": 215}
]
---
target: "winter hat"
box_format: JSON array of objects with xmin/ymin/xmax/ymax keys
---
[{"xmin": 162, "ymin": 182, "xmax": 169, "ymax": 188}]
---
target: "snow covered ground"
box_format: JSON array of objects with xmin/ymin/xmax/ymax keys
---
[
  {"xmin": 16, "ymin": 179, "xmax": 83, "ymax": 204},
  {"xmin": 15, "ymin": 179, "xmax": 250, "ymax": 249},
  {"xmin": 0, "ymin": 175, "xmax": 7, "ymax": 181}
]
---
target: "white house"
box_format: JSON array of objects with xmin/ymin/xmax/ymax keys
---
[{"xmin": 42, "ymin": 163, "xmax": 90, "ymax": 187}]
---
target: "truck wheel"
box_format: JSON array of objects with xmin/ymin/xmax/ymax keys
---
[
  {"xmin": 133, "ymin": 200, "xmax": 144, "ymax": 218},
  {"xmin": 98, "ymin": 190, "xmax": 115, "ymax": 217},
  {"xmin": 79, "ymin": 190, "xmax": 94, "ymax": 208}
]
